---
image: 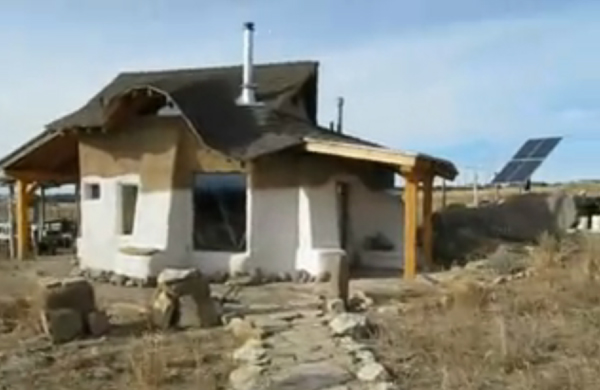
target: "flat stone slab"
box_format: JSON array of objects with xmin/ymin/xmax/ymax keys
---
[{"xmin": 268, "ymin": 362, "xmax": 352, "ymax": 390}]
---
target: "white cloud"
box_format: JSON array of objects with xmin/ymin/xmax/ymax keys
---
[{"xmin": 313, "ymin": 5, "xmax": 600, "ymax": 155}]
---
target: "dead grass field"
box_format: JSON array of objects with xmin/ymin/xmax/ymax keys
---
[
  {"xmin": 373, "ymin": 234, "xmax": 600, "ymax": 389},
  {"xmin": 0, "ymin": 258, "xmax": 236, "ymax": 390}
]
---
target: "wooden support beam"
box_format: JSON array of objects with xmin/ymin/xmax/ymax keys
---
[
  {"xmin": 6, "ymin": 169, "xmax": 77, "ymax": 183},
  {"xmin": 422, "ymin": 175, "xmax": 434, "ymax": 270},
  {"xmin": 7, "ymin": 183, "xmax": 15, "ymax": 259},
  {"xmin": 16, "ymin": 179, "xmax": 31, "ymax": 260},
  {"xmin": 26, "ymin": 182, "xmax": 39, "ymax": 197},
  {"xmin": 403, "ymin": 172, "xmax": 419, "ymax": 280}
]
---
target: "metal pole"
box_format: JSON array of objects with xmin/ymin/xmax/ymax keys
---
[
  {"xmin": 336, "ymin": 97, "xmax": 344, "ymax": 133},
  {"xmin": 472, "ymin": 170, "xmax": 479, "ymax": 207}
]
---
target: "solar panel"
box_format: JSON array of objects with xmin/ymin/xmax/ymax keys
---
[
  {"xmin": 513, "ymin": 139, "xmax": 541, "ymax": 159},
  {"xmin": 491, "ymin": 137, "xmax": 562, "ymax": 185},
  {"xmin": 530, "ymin": 137, "xmax": 561, "ymax": 159}
]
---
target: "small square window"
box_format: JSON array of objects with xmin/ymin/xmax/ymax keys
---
[
  {"xmin": 120, "ymin": 184, "xmax": 139, "ymax": 235},
  {"xmin": 84, "ymin": 183, "xmax": 100, "ymax": 200}
]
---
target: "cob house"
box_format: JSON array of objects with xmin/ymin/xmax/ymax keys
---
[{"xmin": 0, "ymin": 23, "xmax": 457, "ymax": 281}]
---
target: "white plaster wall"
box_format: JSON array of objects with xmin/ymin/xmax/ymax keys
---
[
  {"xmin": 296, "ymin": 181, "xmax": 343, "ymax": 275},
  {"xmin": 78, "ymin": 174, "xmax": 188, "ymax": 279},
  {"xmin": 247, "ymin": 186, "xmax": 299, "ymax": 273},
  {"xmin": 349, "ymin": 180, "xmax": 405, "ymax": 269}
]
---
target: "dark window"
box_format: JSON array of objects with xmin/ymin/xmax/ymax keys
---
[
  {"xmin": 120, "ymin": 184, "xmax": 138, "ymax": 235},
  {"xmin": 193, "ymin": 173, "xmax": 247, "ymax": 252},
  {"xmin": 84, "ymin": 183, "xmax": 100, "ymax": 200}
]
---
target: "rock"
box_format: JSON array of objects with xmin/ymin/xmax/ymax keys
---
[
  {"xmin": 39, "ymin": 277, "xmax": 97, "ymax": 316},
  {"xmin": 254, "ymin": 316, "xmax": 292, "ymax": 334},
  {"xmin": 317, "ymin": 271, "xmax": 331, "ymax": 283},
  {"xmin": 88, "ymin": 269, "xmax": 104, "ymax": 280},
  {"xmin": 227, "ymin": 317, "xmax": 264, "ymax": 341},
  {"xmin": 248, "ymin": 268, "xmax": 264, "ymax": 285},
  {"xmin": 329, "ymin": 313, "xmax": 370, "ymax": 338},
  {"xmin": 87, "ymin": 310, "xmax": 110, "ymax": 337},
  {"xmin": 270, "ymin": 311, "xmax": 303, "ymax": 322},
  {"xmin": 349, "ymin": 291, "xmax": 375, "ymax": 312},
  {"xmin": 355, "ymin": 350, "xmax": 376, "ymax": 363},
  {"xmin": 178, "ymin": 295, "xmax": 201, "ymax": 328},
  {"xmin": 233, "ymin": 338, "xmax": 270, "ymax": 365},
  {"xmin": 209, "ymin": 271, "xmax": 228, "ymax": 284},
  {"xmin": 150, "ymin": 291, "xmax": 178, "ymax": 330},
  {"xmin": 41, "ymin": 308, "xmax": 83, "ymax": 344},
  {"xmin": 278, "ymin": 272, "xmax": 292, "ymax": 282},
  {"xmin": 293, "ymin": 269, "xmax": 310, "ymax": 283},
  {"xmin": 326, "ymin": 255, "xmax": 349, "ymax": 306},
  {"xmin": 124, "ymin": 279, "xmax": 136, "ymax": 287},
  {"xmin": 493, "ymin": 275, "xmax": 509, "ymax": 285},
  {"xmin": 327, "ymin": 298, "xmax": 346, "ymax": 314},
  {"xmin": 357, "ymin": 362, "xmax": 389, "ymax": 382},
  {"xmin": 69, "ymin": 267, "xmax": 83, "ymax": 278},
  {"xmin": 547, "ymin": 191, "xmax": 578, "ymax": 232},
  {"xmin": 109, "ymin": 274, "xmax": 126, "ymax": 286},
  {"xmin": 229, "ymin": 364, "xmax": 265, "ymax": 390},
  {"xmin": 191, "ymin": 295, "xmax": 222, "ymax": 328},
  {"xmin": 89, "ymin": 366, "xmax": 113, "ymax": 380},
  {"xmin": 270, "ymin": 362, "xmax": 352, "ymax": 390},
  {"xmin": 143, "ymin": 277, "xmax": 157, "ymax": 288},
  {"xmin": 158, "ymin": 268, "xmax": 209, "ymax": 298},
  {"xmin": 369, "ymin": 382, "xmax": 398, "ymax": 390}
]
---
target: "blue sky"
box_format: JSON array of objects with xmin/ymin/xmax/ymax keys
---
[{"xmin": 1, "ymin": 0, "xmax": 599, "ymax": 185}]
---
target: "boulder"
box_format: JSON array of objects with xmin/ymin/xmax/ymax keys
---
[
  {"xmin": 227, "ymin": 317, "xmax": 265, "ymax": 341},
  {"xmin": 191, "ymin": 295, "xmax": 222, "ymax": 328},
  {"xmin": 326, "ymin": 256, "xmax": 350, "ymax": 307},
  {"xmin": 229, "ymin": 364, "xmax": 265, "ymax": 390},
  {"xmin": 87, "ymin": 310, "xmax": 110, "ymax": 336},
  {"xmin": 357, "ymin": 362, "xmax": 389, "ymax": 382},
  {"xmin": 41, "ymin": 308, "xmax": 83, "ymax": 344},
  {"xmin": 329, "ymin": 313, "xmax": 370, "ymax": 338},
  {"xmin": 157, "ymin": 268, "xmax": 202, "ymax": 296},
  {"xmin": 150, "ymin": 291, "xmax": 178, "ymax": 330},
  {"xmin": 232, "ymin": 338, "xmax": 270, "ymax": 365},
  {"xmin": 39, "ymin": 277, "xmax": 96, "ymax": 316}
]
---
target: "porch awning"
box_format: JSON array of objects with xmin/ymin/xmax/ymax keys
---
[{"xmin": 302, "ymin": 138, "xmax": 458, "ymax": 180}]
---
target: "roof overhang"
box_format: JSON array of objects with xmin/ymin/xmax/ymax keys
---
[{"xmin": 302, "ymin": 138, "xmax": 458, "ymax": 181}]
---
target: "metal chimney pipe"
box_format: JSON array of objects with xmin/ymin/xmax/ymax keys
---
[
  {"xmin": 240, "ymin": 22, "xmax": 256, "ymax": 105},
  {"xmin": 336, "ymin": 97, "xmax": 344, "ymax": 133}
]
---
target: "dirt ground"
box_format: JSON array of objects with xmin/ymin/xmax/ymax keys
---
[
  {"xmin": 2, "ymin": 233, "xmax": 600, "ymax": 390},
  {"xmin": 0, "ymin": 256, "xmax": 352, "ymax": 390}
]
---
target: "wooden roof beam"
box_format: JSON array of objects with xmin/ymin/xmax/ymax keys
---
[{"xmin": 302, "ymin": 138, "xmax": 458, "ymax": 180}]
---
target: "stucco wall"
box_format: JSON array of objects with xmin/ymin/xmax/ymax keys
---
[
  {"xmin": 77, "ymin": 116, "xmax": 245, "ymax": 278},
  {"xmin": 76, "ymin": 115, "xmax": 407, "ymax": 278}
]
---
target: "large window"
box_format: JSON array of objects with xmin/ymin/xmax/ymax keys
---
[
  {"xmin": 193, "ymin": 173, "xmax": 247, "ymax": 252},
  {"xmin": 120, "ymin": 184, "xmax": 139, "ymax": 235}
]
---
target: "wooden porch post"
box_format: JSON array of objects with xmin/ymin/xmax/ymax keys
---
[
  {"xmin": 16, "ymin": 179, "xmax": 31, "ymax": 260},
  {"xmin": 7, "ymin": 182, "xmax": 15, "ymax": 259},
  {"xmin": 422, "ymin": 175, "xmax": 434, "ymax": 270},
  {"xmin": 403, "ymin": 172, "xmax": 419, "ymax": 280}
]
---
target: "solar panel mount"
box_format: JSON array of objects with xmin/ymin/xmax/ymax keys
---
[{"xmin": 491, "ymin": 137, "xmax": 562, "ymax": 185}]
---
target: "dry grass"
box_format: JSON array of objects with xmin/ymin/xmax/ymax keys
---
[
  {"xmin": 127, "ymin": 329, "xmax": 235, "ymax": 390},
  {"xmin": 375, "ymin": 234, "xmax": 600, "ymax": 390},
  {"xmin": 0, "ymin": 295, "xmax": 42, "ymax": 336}
]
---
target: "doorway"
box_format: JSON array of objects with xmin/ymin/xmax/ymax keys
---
[{"xmin": 336, "ymin": 182, "xmax": 350, "ymax": 251}]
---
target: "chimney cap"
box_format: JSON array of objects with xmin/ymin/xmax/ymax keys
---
[{"xmin": 244, "ymin": 22, "xmax": 255, "ymax": 31}]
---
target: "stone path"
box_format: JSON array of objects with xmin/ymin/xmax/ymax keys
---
[{"xmin": 226, "ymin": 284, "xmax": 391, "ymax": 390}]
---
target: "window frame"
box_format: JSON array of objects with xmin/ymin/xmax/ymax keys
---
[
  {"xmin": 118, "ymin": 183, "xmax": 139, "ymax": 236},
  {"xmin": 192, "ymin": 172, "xmax": 248, "ymax": 253}
]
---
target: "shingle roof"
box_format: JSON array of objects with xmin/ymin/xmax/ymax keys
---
[
  {"xmin": 47, "ymin": 61, "xmax": 319, "ymax": 131},
  {"xmin": 85, "ymin": 64, "xmax": 376, "ymax": 160}
]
